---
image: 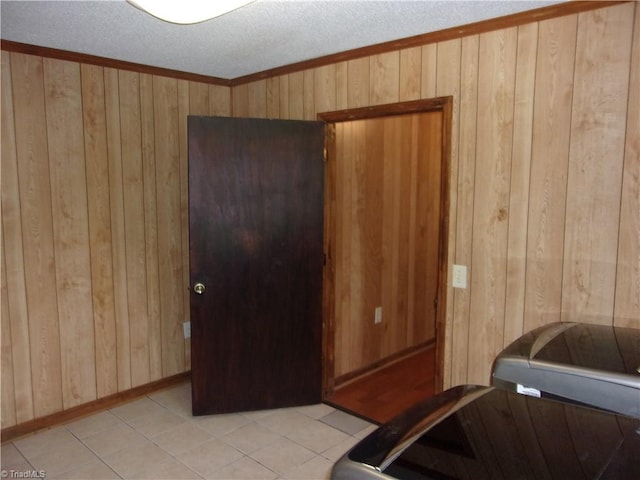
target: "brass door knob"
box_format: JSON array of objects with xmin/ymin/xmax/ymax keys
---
[{"xmin": 193, "ymin": 283, "xmax": 206, "ymax": 295}]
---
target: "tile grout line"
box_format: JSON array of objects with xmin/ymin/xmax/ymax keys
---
[{"xmin": 4, "ymin": 384, "xmax": 375, "ymax": 480}]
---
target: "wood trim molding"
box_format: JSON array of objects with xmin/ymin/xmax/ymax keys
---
[
  {"xmin": 0, "ymin": 40, "xmax": 234, "ymax": 86},
  {"xmin": 230, "ymin": 1, "xmax": 627, "ymax": 85},
  {"xmin": 0, "ymin": 372, "xmax": 191, "ymax": 444},
  {"xmin": 435, "ymin": 98, "xmax": 454, "ymax": 395},
  {"xmin": 1, "ymin": 1, "xmax": 626, "ymax": 87},
  {"xmin": 320, "ymin": 96, "xmax": 453, "ymax": 398},
  {"xmin": 334, "ymin": 342, "xmax": 435, "ymax": 388},
  {"xmin": 318, "ymin": 97, "xmax": 450, "ymax": 123}
]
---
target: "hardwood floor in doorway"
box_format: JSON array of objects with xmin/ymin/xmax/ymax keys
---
[{"xmin": 325, "ymin": 347, "xmax": 436, "ymax": 424}]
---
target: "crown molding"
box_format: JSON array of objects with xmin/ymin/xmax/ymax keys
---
[
  {"xmin": 1, "ymin": 1, "xmax": 628, "ymax": 87},
  {"xmin": 0, "ymin": 39, "xmax": 234, "ymax": 86}
]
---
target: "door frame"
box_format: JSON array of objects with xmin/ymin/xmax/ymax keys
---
[{"xmin": 318, "ymin": 97, "xmax": 453, "ymax": 398}]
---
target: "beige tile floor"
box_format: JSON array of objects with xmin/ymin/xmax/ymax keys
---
[{"xmin": 1, "ymin": 382, "xmax": 376, "ymax": 480}]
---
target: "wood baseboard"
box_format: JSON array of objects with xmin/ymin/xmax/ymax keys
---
[
  {"xmin": 333, "ymin": 341, "xmax": 435, "ymax": 389},
  {"xmin": 1, "ymin": 372, "xmax": 191, "ymax": 444}
]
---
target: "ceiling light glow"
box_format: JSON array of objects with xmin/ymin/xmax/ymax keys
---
[{"xmin": 127, "ymin": 0, "xmax": 255, "ymax": 25}]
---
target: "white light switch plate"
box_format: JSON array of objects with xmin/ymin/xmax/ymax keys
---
[{"xmin": 452, "ymin": 265, "xmax": 467, "ymax": 289}]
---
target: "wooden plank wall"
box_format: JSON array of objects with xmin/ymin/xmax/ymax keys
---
[
  {"xmin": 0, "ymin": 53, "xmax": 231, "ymax": 428},
  {"xmin": 332, "ymin": 113, "xmax": 443, "ymax": 377},
  {"xmin": 1, "ymin": 1, "xmax": 638, "ymax": 430},
  {"xmin": 230, "ymin": 2, "xmax": 639, "ymax": 386}
]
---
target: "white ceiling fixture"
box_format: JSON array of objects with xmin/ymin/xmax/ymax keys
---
[{"xmin": 127, "ymin": 0, "xmax": 256, "ymax": 25}]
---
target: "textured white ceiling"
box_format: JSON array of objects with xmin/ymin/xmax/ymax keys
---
[{"xmin": 1, "ymin": 0, "xmax": 561, "ymax": 80}]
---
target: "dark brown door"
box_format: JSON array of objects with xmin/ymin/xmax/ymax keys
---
[{"xmin": 188, "ymin": 116, "xmax": 325, "ymax": 416}]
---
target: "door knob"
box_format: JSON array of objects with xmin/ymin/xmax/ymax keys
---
[{"xmin": 193, "ymin": 282, "xmax": 206, "ymax": 295}]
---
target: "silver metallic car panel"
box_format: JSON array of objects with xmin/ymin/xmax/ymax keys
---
[
  {"xmin": 491, "ymin": 322, "xmax": 640, "ymax": 417},
  {"xmin": 331, "ymin": 385, "xmax": 640, "ymax": 479}
]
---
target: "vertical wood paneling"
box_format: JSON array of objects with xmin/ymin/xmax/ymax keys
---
[
  {"xmin": 266, "ymin": 77, "xmax": 280, "ymax": 117},
  {"xmin": 153, "ymin": 76, "xmax": 185, "ymax": 377},
  {"xmin": 1, "ymin": 52, "xmax": 35, "ymax": 423},
  {"xmin": 468, "ymin": 27, "xmax": 517, "ymax": 384},
  {"xmin": 178, "ymin": 80, "xmax": 191, "ymax": 370},
  {"xmin": 435, "ymin": 38, "xmax": 463, "ymax": 386},
  {"xmin": 10, "ymin": 53, "xmax": 63, "ymax": 418},
  {"xmin": 232, "ymin": 83, "xmax": 249, "ymax": 117},
  {"xmin": 347, "ymin": 57, "xmax": 370, "ymax": 108},
  {"xmin": 335, "ymin": 61, "xmax": 348, "ymax": 110},
  {"xmin": 1, "ymin": 249, "xmax": 16, "ymax": 427},
  {"xmin": 334, "ymin": 122, "xmax": 351, "ymax": 375},
  {"xmin": 43, "ymin": 58, "xmax": 96, "ymax": 408},
  {"xmin": 140, "ymin": 73, "xmax": 163, "ymax": 382},
  {"xmin": 1, "ymin": 51, "xmax": 232, "ymax": 429},
  {"xmin": 277, "ymin": 75, "xmax": 289, "ymax": 118},
  {"xmin": 333, "ymin": 113, "xmax": 443, "ymax": 376},
  {"xmin": 400, "ymin": 47, "xmax": 422, "ymax": 101},
  {"xmin": 349, "ymin": 120, "xmax": 367, "ymax": 372},
  {"xmin": 414, "ymin": 112, "xmax": 442, "ymax": 344},
  {"xmin": 314, "ymin": 64, "xmax": 336, "ymax": 114},
  {"xmin": 380, "ymin": 117, "xmax": 400, "ymax": 356},
  {"xmin": 104, "ymin": 67, "xmax": 131, "ymax": 391},
  {"xmin": 303, "ymin": 70, "xmax": 315, "ymax": 120},
  {"xmin": 209, "ymin": 84, "xmax": 232, "ymax": 116},
  {"xmin": 399, "ymin": 116, "xmax": 418, "ymax": 350},
  {"xmin": 524, "ymin": 15, "xmax": 577, "ymax": 332},
  {"xmin": 370, "ymin": 51, "xmax": 400, "ymax": 104},
  {"xmin": 346, "ymin": 120, "xmax": 367, "ymax": 371},
  {"xmin": 2, "ymin": 1, "xmax": 638, "ymax": 430},
  {"xmin": 189, "ymin": 81, "xmax": 209, "ymax": 114},
  {"xmin": 362, "ymin": 119, "xmax": 385, "ymax": 365},
  {"xmin": 615, "ymin": 5, "xmax": 640, "ymax": 328},
  {"xmin": 247, "ymin": 79, "xmax": 267, "ymax": 117},
  {"xmin": 420, "ymin": 44, "xmax": 437, "ymax": 99},
  {"xmin": 287, "ymin": 71, "xmax": 304, "ymax": 119},
  {"xmin": 119, "ymin": 70, "xmax": 150, "ymax": 387},
  {"xmin": 81, "ymin": 64, "xmax": 118, "ymax": 398},
  {"xmin": 404, "ymin": 113, "xmax": 418, "ymax": 349},
  {"xmin": 562, "ymin": 5, "xmax": 633, "ymax": 323},
  {"xmin": 503, "ymin": 23, "xmax": 537, "ymax": 347},
  {"xmin": 278, "ymin": 75, "xmax": 290, "ymax": 118},
  {"xmin": 380, "ymin": 116, "xmax": 411, "ymax": 356},
  {"xmin": 1, "ymin": 60, "xmax": 19, "ymax": 423}
]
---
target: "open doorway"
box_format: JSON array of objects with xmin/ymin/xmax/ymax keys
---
[{"xmin": 320, "ymin": 98, "xmax": 452, "ymax": 423}]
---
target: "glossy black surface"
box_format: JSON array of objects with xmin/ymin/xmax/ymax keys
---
[
  {"xmin": 339, "ymin": 386, "xmax": 640, "ymax": 479},
  {"xmin": 534, "ymin": 323, "xmax": 640, "ymax": 375},
  {"xmin": 499, "ymin": 323, "xmax": 640, "ymax": 375},
  {"xmin": 491, "ymin": 322, "xmax": 640, "ymax": 417}
]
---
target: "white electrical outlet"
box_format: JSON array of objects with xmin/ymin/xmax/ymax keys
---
[
  {"xmin": 374, "ymin": 306, "xmax": 383, "ymax": 324},
  {"xmin": 183, "ymin": 321, "xmax": 191, "ymax": 339},
  {"xmin": 452, "ymin": 265, "xmax": 467, "ymax": 289}
]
